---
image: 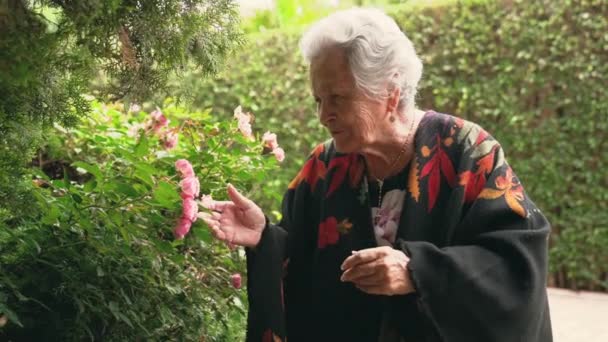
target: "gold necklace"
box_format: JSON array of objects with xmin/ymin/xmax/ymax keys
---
[{"xmin": 373, "ymin": 115, "xmax": 416, "ymax": 223}]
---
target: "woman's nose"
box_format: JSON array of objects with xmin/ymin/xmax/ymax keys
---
[{"xmin": 318, "ymin": 102, "xmax": 334, "ymax": 126}]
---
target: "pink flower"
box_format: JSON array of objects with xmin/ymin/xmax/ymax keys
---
[
  {"xmin": 200, "ymin": 194, "xmax": 214, "ymax": 209},
  {"xmin": 231, "ymin": 273, "xmax": 242, "ymax": 289},
  {"xmin": 127, "ymin": 123, "xmax": 145, "ymax": 137},
  {"xmin": 180, "ymin": 176, "xmax": 200, "ymax": 199},
  {"xmin": 233, "ymin": 106, "xmax": 253, "ymax": 139},
  {"xmin": 262, "ymin": 131, "xmax": 279, "ymax": 150},
  {"xmin": 163, "ymin": 130, "xmax": 178, "ymax": 150},
  {"xmin": 238, "ymin": 119, "xmax": 253, "ymax": 139},
  {"xmin": 175, "ymin": 159, "xmax": 194, "ymax": 178},
  {"xmin": 272, "ymin": 147, "xmax": 285, "ymax": 163},
  {"xmin": 174, "ymin": 217, "xmax": 192, "ymax": 239},
  {"xmin": 233, "ymin": 105, "xmax": 245, "ymax": 120},
  {"xmin": 150, "ymin": 108, "xmax": 169, "ymax": 133},
  {"xmin": 182, "ymin": 198, "xmax": 198, "ymax": 222}
]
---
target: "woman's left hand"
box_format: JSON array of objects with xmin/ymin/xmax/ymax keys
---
[{"xmin": 340, "ymin": 246, "xmax": 415, "ymax": 296}]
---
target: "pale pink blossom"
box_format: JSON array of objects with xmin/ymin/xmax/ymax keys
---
[
  {"xmin": 262, "ymin": 131, "xmax": 279, "ymax": 150},
  {"xmin": 231, "ymin": 273, "xmax": 242, "ymax": 289},
  {"xmin": 175, "ymin": 159, "xmax": 194, "ymax": 178},
  {"xmin": 180, "ymin": 176, "xmax": 200, "ymax": 199},
  {"xmin": 238, "ymin": 118, "xmax": 253, "ymax": 139},
  {"xmin": 272, "ymin": 147, "xmax": 285, "ymax": 163},
  {"xmin": 163, "ymin": 130, "xmax": 178, "ymax": 150},
  {"xmin": 150, "ymin": 108, "xmax": 169, "ymax": 133},
  {"xmin": 200, "ymin": 194, "xmax": 214, "ymax": 209},
  {"xmin": 127, "ymin": 123, "xmax": 145, "ymax": 137},
  {"xmin": 182, "ymin": 198, "xmax": 198, "ymax": 222},
  {"xmin": 233, "ymin": 105, "xmax": 245, "ymax": 120},
  {"xmin": 173, "ymin": 217, "xmax": 192, "ymax": 239},
  {"xmin": 233, "ymin": 106, "xmax": 253, "ymax": 139}
]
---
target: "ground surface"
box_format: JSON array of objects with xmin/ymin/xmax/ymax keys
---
[{"xmin": 548, "ymin": 287, "xmax": 608, "ymax": 342}]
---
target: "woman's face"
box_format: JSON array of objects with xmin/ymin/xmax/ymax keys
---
[{"xmin": 310, "ymin": 48, "xmax": 387, "ymax": 153}]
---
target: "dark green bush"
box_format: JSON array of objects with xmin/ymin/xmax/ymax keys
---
[
  {"xmin": 0, "ymin": 102, "xmax": 278, "ymax": 339},
  {"xmin": 173, "ymin": 0, "xmax": 608, "ymax": 290}
]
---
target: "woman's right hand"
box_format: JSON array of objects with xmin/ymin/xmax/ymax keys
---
[{"xmin": 198, "ymin": 184, "xmax": 266, "ymax": 248}]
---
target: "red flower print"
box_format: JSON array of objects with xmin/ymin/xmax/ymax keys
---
[
  {"xmin": 289, "ymin": 144, "xmax": 326, "ymax": 191},
  {"xmin": 420, "ymin": 134, "xmax": 456, "ymax": 211},
  {"xmin": 318, "ymin": 217, "xmax": 339, "ymax": 248},
  {"xmin": 459, "ymin": 146, "xmax": 497, "ymax": 203},
  {"xmin": 326, "ymin": 154, "xmax": 364, "ymax": 197}
]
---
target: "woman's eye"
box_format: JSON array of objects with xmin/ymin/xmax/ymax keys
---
[{"xmin": 331, "ymin": 94, "xmax": 344, "ymax": 103}]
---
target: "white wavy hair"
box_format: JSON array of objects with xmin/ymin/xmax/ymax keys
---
[{"xmin": 300, "ymin": 8, "xmax": 423, "ymax": 112}]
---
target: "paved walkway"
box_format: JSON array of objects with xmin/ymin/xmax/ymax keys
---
[{"xmin": 548, "ymin": 287, "xmax": 608, "ymax": 341}]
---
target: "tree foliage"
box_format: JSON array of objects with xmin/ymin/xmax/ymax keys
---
[{"xmin": 0, "ymin": 0, "xmax": 243, "ymax": 218}]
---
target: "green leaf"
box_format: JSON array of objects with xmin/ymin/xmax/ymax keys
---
[
  {"xmin": 135, "ymin": 135, "xmax": 150, "ymax": 158},
  {"xmin": 114, "ymin": 182, "xmax": 139, "ymax": 197},
  {"xmin": 71, "ymin": 193, "xmax": 83, "ymax": 204},
  {"xmin": 42, "ymin": 205, "xmax": 60, "ymax": 225},
  {"xmin": 153, "ymin": 181, "xmax": 179, "ymax": 208},
  {"xmin": 134, "ymin": 162, "xmax": 157, "ymax": 187},
  {"xmin": 192, "ymin": 221, "xmax": 212, "ymax": 243},
  {"xmin": 73, "ymin": 161, "xmax": 103, "ymax": 181}
]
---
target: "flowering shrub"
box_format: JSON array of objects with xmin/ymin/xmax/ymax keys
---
[{"xmin": 0, "ymin": 101, "xmax": 282, "ymax": 340}]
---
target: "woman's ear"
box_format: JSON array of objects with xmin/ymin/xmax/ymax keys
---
[{"xmin": 386, "ymin": 85, "xmax": 401, "ymax": 114}]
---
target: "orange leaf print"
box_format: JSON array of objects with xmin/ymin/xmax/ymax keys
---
[
  {"xmin": 506, "ymin": 189, "xmax": 526, "ymax": 217},
  {"xmin": 478, "ymin": 188, "xmax": 504, "ymax": 199},
  {"xmin": 337, "ymin": 219, "xmax": 353, "ymax": 234},
  {"xmin": 479, "ymin": 167, "xmax": 526, "ymax": 217},
  {"xmin": 408, "ymin": 157, "xmax": 420, "ymax": 202}
]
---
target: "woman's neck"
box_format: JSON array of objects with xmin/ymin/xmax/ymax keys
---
[{"xmin": 361, "ymin": 109, "xmax": 424, "ymax": 180}]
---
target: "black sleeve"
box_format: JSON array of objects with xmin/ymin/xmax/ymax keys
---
[{"xmin": 395, "ymin": 145, "xmax": 553, "ymax": 341}]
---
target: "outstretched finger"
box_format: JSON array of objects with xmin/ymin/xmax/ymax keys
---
[
  {"xmin": 206, "ymin": 200, "xmax": 233, "ymax": 212},
  {"xmin": 227, "ymin": 183, "xmax": 252, "ymax": 209},
  {"xmin": 198, "ymin": 212, "xmax": 219, "ymax": 223}
]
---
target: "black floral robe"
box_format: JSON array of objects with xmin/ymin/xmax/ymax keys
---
[{"xmin": 245, "ymin": 111, "xmax": 553, "ymax": 342}]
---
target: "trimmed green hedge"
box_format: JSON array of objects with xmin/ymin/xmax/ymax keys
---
[{"xmin": 171, "ymin": 0, "xmax": 608, "ymax": 290}]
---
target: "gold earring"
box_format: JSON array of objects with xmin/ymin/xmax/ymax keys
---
[{"xmin": 388, "ymin": 111, "xmax": 395, "ymax": 122}]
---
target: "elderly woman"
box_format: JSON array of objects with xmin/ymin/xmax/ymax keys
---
[{"xmin": 200, "ymin": 8, "xmax": 552, "ymax": 342}]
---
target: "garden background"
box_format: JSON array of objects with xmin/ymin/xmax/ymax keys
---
[{"xmin": 1, "ymin": 0, "xmax": 606, "ymax": 340}]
